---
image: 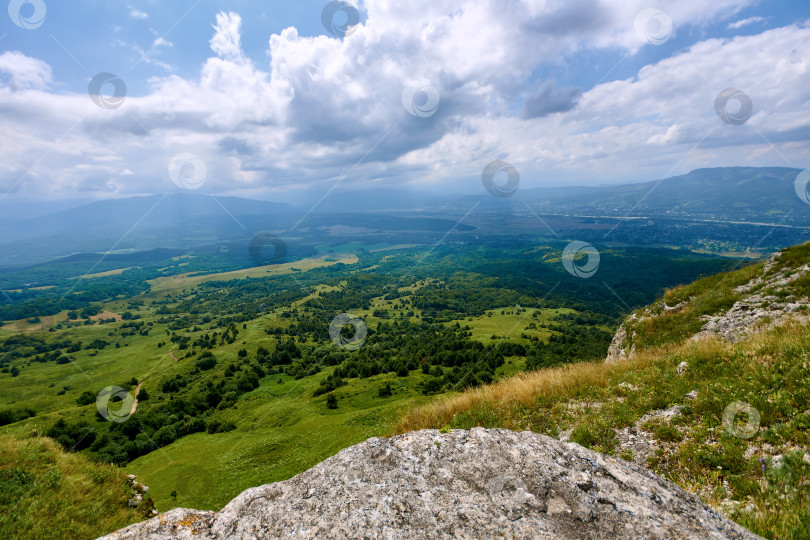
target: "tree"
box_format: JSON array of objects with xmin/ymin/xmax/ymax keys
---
[
  {"xmin": 152, "ymin": 425, "xmax": 177, "ymax": 447},
  {"xmin": 195, "ymin": 352, "xmax": 217, "ymax": 371},
  {"xmin": 378, "ymin": 383, "xmax": 392, "ymax": 398},
  {"xmin": 326, "ymin": 394, "xmax": 338, "ymax": 409},
  {"xmin": 76, "ymin": 391, "xmax": 96, "ymax": 406}
]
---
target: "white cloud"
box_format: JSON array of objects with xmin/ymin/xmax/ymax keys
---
[
  {"xmin": 130, "ymin": 44, "xmax": 173, "ymax": 71},
  {"xmin": 727, "ymin": 16, "xmax": 766, "ymax": 30},
  {"xmin": 128, "ymin": 7, "xmax": 148, "ymax": 20},
  {"xmin": 209, "ymin": 12, "xmax": 245, "ymax": 63},
  {"xmin": 0, "ymin": 51, "xmax": 52, "ymax": 90},
  {"xmin": 0, "ymin": 1, "xmax": 807, "ymax": 200}
]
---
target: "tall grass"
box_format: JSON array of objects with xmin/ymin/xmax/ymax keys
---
[
  {"xmin": 0, "ymin": 434, "xmax": 143, "ymax": 539},
  {"xmin": 396, "ymin": 344, "xmax": 674, "ymax": 434}
]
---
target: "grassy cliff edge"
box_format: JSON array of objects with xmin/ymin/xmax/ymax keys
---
[{"xmin": 0, "ymin": 435, "xmax": 146, "ymax": 539}]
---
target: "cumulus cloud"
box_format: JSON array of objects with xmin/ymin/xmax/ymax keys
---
[
  {"xmin": 0, "ymin": 52, "xmax": 52, "ymax": 90},
  {"xmin": 209, "ymin": 12, "xmax": 246, "ymax": 63},
  {"xmin": 128, "ymin": 7, "xmax": 148, "ymax": 20},
  {"xmin": 0, "ymin": 0, "xmax": 807, "ymax": 200}
]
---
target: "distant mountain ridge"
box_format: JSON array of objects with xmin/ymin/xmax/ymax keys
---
[
  {"xmin": 522, "ymin": 167, "xmax": 806, "ymax": 222},
  {"xmin": 0, "ymin": 167, "xmax": 807, "ymax": 267},
  {"xmin": 293, "ymin": 167, "xmax": 810, "ymax": 226},
  {"xmin": 455, "ymin": 166, "xmax": 806, "ymax": 222}
]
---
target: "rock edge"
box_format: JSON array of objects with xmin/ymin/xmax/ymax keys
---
[{"xmin": 100, "ymin": 428, "xmax": 761, "ymax": 540}]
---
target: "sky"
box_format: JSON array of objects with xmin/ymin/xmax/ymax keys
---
[{"xmin": 0, "ymin": 0, "xmax": 809, "ymax": 203}]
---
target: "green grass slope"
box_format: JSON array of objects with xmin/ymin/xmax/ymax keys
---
[
  {"xmin": 0, "ymin": 435, "xmax": 145, "ymax": 539},
  {"xmin": 124, "ymin": 369, "xmax": 438, "ymax": 511}
]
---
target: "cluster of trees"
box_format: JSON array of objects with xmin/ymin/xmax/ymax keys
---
[
  {"xmin": 525, "ymin": 323, "xmax": 614, "ymax": 369},
  {"xmin": 0, "ymin": 270, "xmax": 153, "ymax": 321},
  {"xmin": 303, "ymin": 274, "xmax": 392, "ymax": 312},
  {"xmin": 190, "ymin": 324, "xmax": 239, "ymax": 350},
  {"xmin": 0, "ymin": 335, "xmax": 82, "ymax": 374},
  {"xmin": 47, "ymin": 352, "xmax": 266, "ymax": 465},
  {"xmin": 0, "ymin": 408, "xmax": 36, "ymax": 426},
  {"xmin": 117, "ymin": 320, "xmax": 148, "ymax": 337},
  {"xmin": 257, "ymin": 319, "xmax": 510, "ymax": 396},
  {"xmin": 411, "ymin": 277, "xmax": 525, "ymax": 322}
]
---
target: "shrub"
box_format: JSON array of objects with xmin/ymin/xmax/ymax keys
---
[
  {"xmin": 206, "ymin": 419, "xmax": 236, "ymax": 434},
  {"xmin": 152, "ymin": 425, "xmax": 177, "ymax": 447},
  {"xmin": 0, "ymin": 408, "xmax": 36, "ymax": 426},
  {"xmin": 76, "ymin": 391, "xmax": 96, "ymax": 406},
  {"xmin": 195, "ymin": 352, "xmax": 217, "ymax": 371}
]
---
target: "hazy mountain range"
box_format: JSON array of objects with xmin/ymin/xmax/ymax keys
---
[{"xmin": 0, "ymin": 166, "xmax": 807, "ymax": 268}]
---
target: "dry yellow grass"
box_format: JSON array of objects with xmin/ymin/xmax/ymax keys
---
[
  {"xmin": 145, "ymin": 254, "xmax": 358, "ymax": 294},
  {"xmin": 396, "ymin": 357, "xmax": 628, "ymax": 433},
  {"xmin": 69, "ymin": 267, "xmax": 131, "ymax": 279},
  {"xmin": 395, "ymin": 339, "xmax": 720, "ymax": 434}
]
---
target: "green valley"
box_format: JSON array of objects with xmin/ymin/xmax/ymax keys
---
[{"xmin": 0, "ymin": 241, "xmax": 738, "ymax": 530}]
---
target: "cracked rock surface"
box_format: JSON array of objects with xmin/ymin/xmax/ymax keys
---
[{"xmin": 100, "ymin": 428, "xmax": 760, "ymax": 539}]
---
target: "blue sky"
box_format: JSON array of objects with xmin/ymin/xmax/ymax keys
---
[
  {"xmin": 1, "ymin": 0, "xmax": 809, "ymax": 201},
  {"xmin": 3, "ymin": 1, "xmax": 332, "ymax": 95}
]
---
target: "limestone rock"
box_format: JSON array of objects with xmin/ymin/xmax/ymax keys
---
[
  {"xmin": 693, "ymin": 257, "xmax": 810, "ymax": 343},
  {"xmin": 101, "ymin": 428, "xmax": 760, "ymax": 540},
  {"xmin": 605, "ymin": 323, "xmax": 630, "ymax": 364}
]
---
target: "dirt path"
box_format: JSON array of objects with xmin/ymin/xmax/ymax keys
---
[{"xmin": 130, "ymin": 382, "xmax": 142, "ymax": 415}]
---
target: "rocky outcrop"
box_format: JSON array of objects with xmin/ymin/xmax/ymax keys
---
[
  {"xmin": 606, "ymin": 247, "xmax": 810, "ymax": 362},
  {"xmin": 605, "ymin": 315, "xmax": 635, "ymax": 364},
  {"xmin": 693, "ymin": 259, "xmax": 810, "ymax": 342},
  {"xmin": 101, "ymin": 428, "xmax": 760, "ymax": 539},
  {"xmin": 615, "ymin": 404, "xmax": 687, "ymax": 469}
]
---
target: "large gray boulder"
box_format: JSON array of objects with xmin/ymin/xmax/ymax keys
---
[{"xmin": 100, "ymin": 428, "xmax": 760, "ymax": 539}]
